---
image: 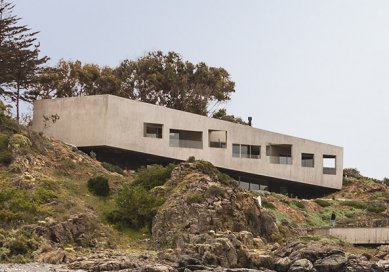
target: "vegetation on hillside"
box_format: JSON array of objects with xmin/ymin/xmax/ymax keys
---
[{"xmin": 259, "ymin": 168, "xmax": 389, "ymax": 232}]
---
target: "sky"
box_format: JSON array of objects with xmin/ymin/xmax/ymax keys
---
[{"xmin": 12, "ymin": 0, "xmax": 389, "ymax": 179}]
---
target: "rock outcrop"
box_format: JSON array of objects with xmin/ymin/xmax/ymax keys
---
[{"xmin": 152, "ymin": 161, "xmax": 278, "ymax": 249}]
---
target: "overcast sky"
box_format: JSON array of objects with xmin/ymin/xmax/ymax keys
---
[{"xmin": 13, "ymin": 0, "xmax": 389, "ymax": 179}]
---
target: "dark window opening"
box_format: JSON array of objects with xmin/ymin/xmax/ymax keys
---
[
  {"xmin": 144, "ymin": 123, "xmax": 163, "ymax": 138},
  {"xmin": 169, "ymin": 129, "xmax": 203, "ymax": 149},
  {"xmin": 266, "ymin": 144, "xmax": 292, "ymax": 165},
  {"xmin": 323, "ymin": 155, "xmax": 336, "ymax": 175},
  {"xmin": 209, "ymin": 130, "xmax": 227, "ymax": 148},
  {"xmin": 302, "ymin": 153, "xmax": 314, "ymax": 168}
]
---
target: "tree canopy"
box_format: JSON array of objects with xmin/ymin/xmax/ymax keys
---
[
  {"xmin": 36, "ymin": 51, "xmax": 236, "ymax": 116},
  {"xmin": 0, "ymin": 1, "xmax": 48, "ymax": 122},
  {"xmin": 115, "ymin": 51, "xmax": 235, "ymax": 115}
]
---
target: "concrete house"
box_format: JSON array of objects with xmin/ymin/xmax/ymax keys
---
[{"xmin": 32, "ymin": 95, "xmax": 344, "ymax": 198}]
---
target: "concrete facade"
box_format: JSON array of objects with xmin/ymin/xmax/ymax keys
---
[{"xmin": 32, "ymin": 95, "xmax": 343, "ymax": 193}]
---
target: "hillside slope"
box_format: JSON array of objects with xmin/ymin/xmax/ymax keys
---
[{"xmin": 1, "ymin": 105, "xmax": 389, "ymax": 271}]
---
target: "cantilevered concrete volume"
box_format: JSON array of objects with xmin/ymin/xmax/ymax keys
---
[{"xmin": 32, "ymin": 95, "xmax": 344, "ymax": 198}]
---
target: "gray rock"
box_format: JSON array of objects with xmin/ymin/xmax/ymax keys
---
[
  {"xmin": 288, "ymin": 258, "xmax": 314, "ymax": 272},
  {"xmin": 274, "ymin": 257, "xmax": 292, "ymax": 272},
  {"xmin": 314, "ymin": 254, "xmax": 347, "ymax": 272}
]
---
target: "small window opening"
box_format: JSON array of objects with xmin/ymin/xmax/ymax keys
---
[
  {"xmin": 209, "ymin": 130, "xmax": 227, "ymax": 148},
  {"xmin": 301, "ymin": 153, "xmax": 314, "ymax": 167},
  {"xmin": 323, "ymin": 155, "xmax": 336, "ymax": 175},
  {"xmin": 169, "ymin": 129, "xmax": 203, "ymax": 149},
  {"xmin": 144, "ymin": 123, "xmax": 163, "ymax": 138}
]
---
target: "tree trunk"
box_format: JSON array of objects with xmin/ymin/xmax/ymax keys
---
[{"xmin": 16, "ymin": 82, "xmax": 20, "ymax": 124}]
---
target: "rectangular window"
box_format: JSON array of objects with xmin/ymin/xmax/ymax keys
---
[
  {"xmin": 144, "ymin": 123, "xmax": 163, "ymax": 138},
  {"xmin": 323, "ymin": 155, "xmax": 336, "ymax": 175},
  {"xmin": 232, "ymin": 144, "xmax": 260, "ymax": 159},
  {"xmin": 209, "ymin": 130, "xmax": 227, "ymax": 148},
  {"xmin": 241, "ymin": 144, "xmax": 250, "ymax": 158},
  {"xmin": 266, "ymin": 144, "xmax": 292, "ymax": 165},
  {"xmin": 169, "ymin": 129, "xmax": 203, "ymax": 149},
  {"xmin": 251, "ymin": 145, "xmax": 261, "ymax": 159},
  {"xmin": 232, "ymin": 144, "xmax": 240, "ymax": 157},
  {"xmin": 301, "ymin": 153, "xmax": 314, "ymax": 167}
]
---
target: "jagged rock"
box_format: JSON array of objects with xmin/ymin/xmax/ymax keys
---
[
  {"xmin": 37, "ymin": 249, "xmax": 71, "ymax": 264},
  {"xmin": 33, "ymin": 213, "xmax": 98, "ymax": 246},
  {"xmin": 274, "ymin": 257, "xmax": 292, "ymax": 272},
  {"xmin": 288, "ymin": 258, "xmax": 314, "ymax": 272},
  {"xmin": 142, "ymin": 265, "xmax": 175, "ymax": 272},
  {"xmin": 314, "ymin": 254, "xmax": 347, "ymax": 272},
  {"xmin": 152, "ymin": 161, "xmax": 279, "ymax": 248}
]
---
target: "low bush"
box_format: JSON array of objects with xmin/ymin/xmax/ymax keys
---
[
  {"xmin": 367, "ymin": 202, "xmax": 387, "ymax": 213},
  {"xmin": 343, "ymin": 168, "xmax": 362, "ymax": 178},
  {"xmin": 290, "ymin": 200, "xmax": 305, "ymax": 210},
  {"xmin": 132, "ymin": 164, "xmax": 175, "ymax": 190},
  {"xmin": 187, "ymin": 156, "xmax": 196, "ymax": 163},
  {"xmin": 107, "ymin": 185, "xmax": 164, "ymax": 230},
  {"xmin": 0, "ymin": 186, "xmax": 57, "ymax": 225},
  {"xmin": 262, "ymin": 200, "xmax": 276, "ymax": 209},
  {"xmin": 342, "ymin": 201, "xmax": 367, "ymax": 210},
  {"xmin": 186, "ymin": 192, "xmax": 205, "ymax": 204},
  {"xmin": 0, "ymin": 229, "xmax": 41, "ymax": 262},
  {"xmin": 102, "ymin": 162, "xmax": 124, "ymax": 175},
  {"xmin": 87, "ymin": 176, "xmax": 110, "ymax": 196},
  {"xmin": 0, "ymin": 134, "xmax": 12, "ymax": 165},
  {"xmin": 314, "ymin": 199, "xmax": 331, "ymax": 207}
]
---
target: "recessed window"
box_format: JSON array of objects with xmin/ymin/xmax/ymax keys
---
[
  {"xmin": 169, "ymin": 129, "xmax": 203, "ymax": 149},
  {"xmin": 323, "ymin": 155, "xmax": 336, "ymax": 175},
  {"xmin": 266, "ymin": 144, "xmax": 292, "ymax": 165},
  {"xmin": 144, "ymin": 123, "xmax": 163, "ymax": 138},
  {"xmin": 209, "ymin": 130, "xmax": 227, "ymax": 148},
  {"xmin": 232, "ymin": 144, "xmax": 260, "ymax": 159},
  {"xmin": 301, "ymin": 153, "xmax": 314, "ymax": 167}
]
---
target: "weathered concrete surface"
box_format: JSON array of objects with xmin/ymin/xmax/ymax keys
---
[
  {"xmin": 314, "ymin": 227, "xmax": 389, "ymax": 244},
  {"xmin": 32, "ymin": 95, "xmax": 343, "ymax": 190}
]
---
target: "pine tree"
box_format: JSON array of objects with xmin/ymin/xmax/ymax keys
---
[{"xmin": 0, "ymin": 1, "xmax": 48, "ymax": 123}]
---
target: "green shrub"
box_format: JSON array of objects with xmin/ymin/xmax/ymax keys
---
[
  {"xmin": 0, "ymin": 134, "xmax": 12, "ymax": 165},
  {"xmin": 132, "ymin": 164, "xmax": 175, "ymax": 190},
  {"xmin": 367, "ymin": 202, "xmax": 386, "ymax": 213},
  {"xmin": 343, "ymin": 168, "xmax": 362, "ymax": 178},
  {"xmin": 87, "ymin": 176, "xmax": 110, "ymax": 196},
  {"xmin": 108, "ymin": 185, "xmax": 164, "ymax": 229},
  {"xmin": 33, "ymin": 188, "xmax": 57, "ymax": 204},
  {"xmin": 0, "ymin": 187, "xmax": 50, "ymax": 225},
  {"xmin": 102, "ymin": 162, "xmax": 124, "ymax": 175},
  {"xmin": 186, "ymin": 192, "xmax": 205, "ymax": 204},
  {"xmin": 290, "ymin": 200, "xmax": 305, "ymax": 210},
  {"xmin": 342, "ymin": 201, "xmax": 367, "ymax": 209},
  {"xmin": 187, "ymin": 156, "xmax": 196, "ymax": 163},
  {"xmin": 262, "ymin": 200, "xmax": 276, "ymax": 209},
  {"xmin": 8, "ymin": 134, "xmax": 32, "ymax": 154},
  {"xmin": 0, "ymin": 102, "xmax": 20, "ymax": 134},
  {"xmin": 0, "ymin": 229, "xmax": 40, "ymax": 262},
  {"xmin": 314, "ymin": 199, "xmax": 331, "ymax": 207}
]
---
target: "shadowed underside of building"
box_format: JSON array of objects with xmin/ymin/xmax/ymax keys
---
[{"xmin": 32, "ymin": 95, "xmax": 344, "ymax": 198}]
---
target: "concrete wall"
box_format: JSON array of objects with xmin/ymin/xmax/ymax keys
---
[
  {"xmin": 32, "ymin": 95, "xmax": 344, "ymax": 189},
  {"xmin": 315, "ymin": 228, "xmax": 389, "ymax": 244}
]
